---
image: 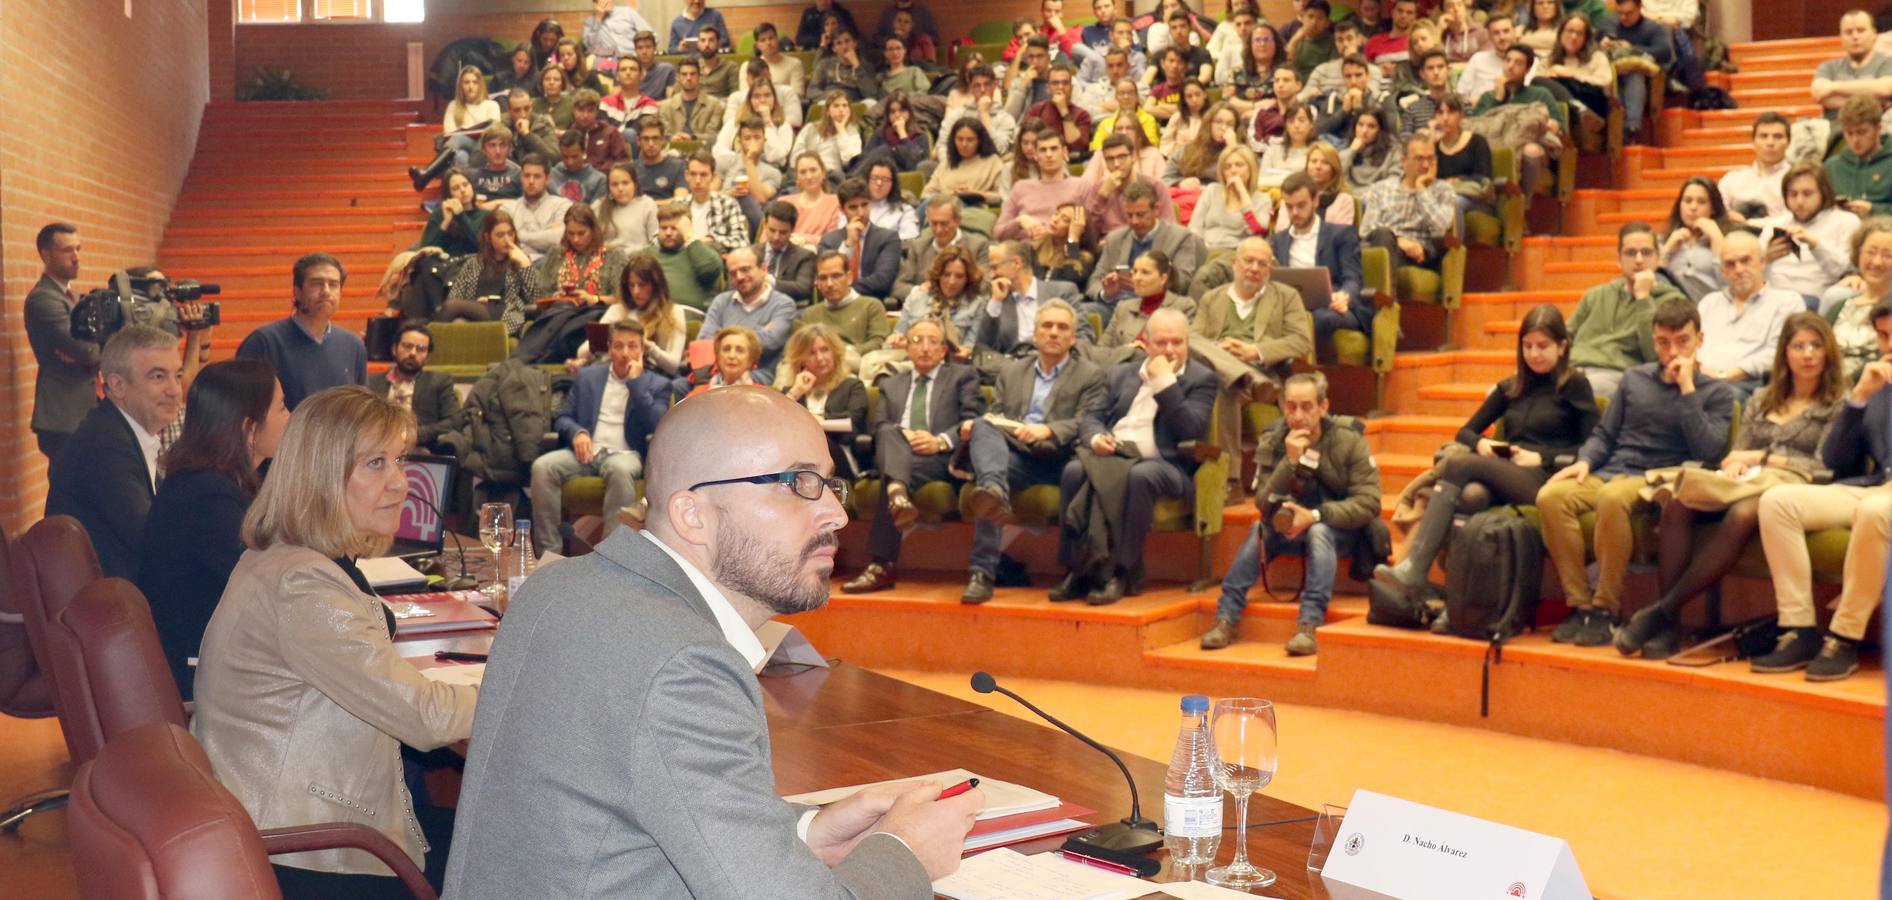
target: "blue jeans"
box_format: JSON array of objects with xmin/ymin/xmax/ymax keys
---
[
  {"xmin": 1619, "ymin": 72, "xmax": 1650, "ymax": 134},
  {"xmin": 967, "ymin": 419, "xmax": 1066, "ymax": 576},
  {"xmin": 442, "ymin": 132, "xmax": 481, "ymax": 167},
  {"xmin": 1215, "ymin": 520, "xmax": 1360, "ymax": 627}
]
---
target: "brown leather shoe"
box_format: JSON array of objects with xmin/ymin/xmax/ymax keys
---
[
  {"xmin": 842, "ymin": 562, "xmax": 896, "ymax": 594},
  {"xmin": 1200, "ymin": 618, "xmax": 1239, "ymax": 650},
  {"xmin": 886, "ymin": 483, "xmax": 919, "ymax": 530},
  {"xmin": 967, "ymin": 484, "xmax": 1012, "ymax": 523}
]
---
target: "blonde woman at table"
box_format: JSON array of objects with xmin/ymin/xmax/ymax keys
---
[{"xmin": 191, "ymin": 386, "xmax": 478, "ymax": 899}]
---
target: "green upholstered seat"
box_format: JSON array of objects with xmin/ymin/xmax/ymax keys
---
[
  {"xmin": 969, "ymin": 21, "xmax": 1013, "ymax": 43},
  {"xmin": 1394, "ymin": 264, "xmax": 1443, "ymax": 304},
  {"xmin": 424, "ymin": 321, "xmax": 511, "ymax": 382}
]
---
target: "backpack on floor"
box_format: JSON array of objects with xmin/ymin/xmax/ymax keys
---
[
  {"xmin": 1443, "ymin": 507, "xmax": 1543, "ymax": 643},
  {"xmin": 1367, "ymin": 579, "xmax": 1438, "ymax": 629}
]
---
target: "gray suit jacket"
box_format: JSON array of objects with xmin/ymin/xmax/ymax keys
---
[
  {"xmin": 24, "ymin": 274, "xmax": 100, "ymax": 435},
  {"xmin": 444, "ymin": 530, "xmax": 931, "ymax": 899},
  {"xmin": 892, "ymin": 230, "xmax": 991, "ymax": 304},
  {"xmin": 990, "ymin": 355, "xmax": 1108, "ymax": 453},
  {"xmin": 971, "ymin": 279, "xmax": 1090, "ymax": 355},
  {"xmin": 1086, "ymin": 222, "xmax": 1206, "ymax": 300}
]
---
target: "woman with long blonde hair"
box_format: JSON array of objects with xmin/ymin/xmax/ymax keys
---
[
  {"xmin": 1192, "ymin": 144, "xmax": 1273, "ymax": 251},
  {"xmin": 776, "ymin": 323, "xmax": 871, "ymax": 477}
]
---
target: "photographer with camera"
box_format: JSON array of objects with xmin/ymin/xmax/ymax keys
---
[
  {"xmin": 25, "ymin": 223, "xmax": 98, "ymax": 459},
  {"xmin": 1200, "ymin": 372, "xmax": 1381, "ymax": 656},
  {"xmin": 235, "ymin": 252, "xmax": 366, "ymax": 410}
]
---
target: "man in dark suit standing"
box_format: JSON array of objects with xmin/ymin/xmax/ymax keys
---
[
  {"xmin": 974, "ymin": 241, "xmax": 1091, "ymax": 361},
  {"xmin": 46, "ymin": 325, "xmax": 183, "ymax": 580},
  {"xmin": 1054, "ymin": 309, "xmax": 1217, "ymax": 605},
  {"xmin": 757, "ymin": 201, "xmax": 819, "ymax": 306},
  {"xmin": 367, "ymin": 323, "xmax": 461, "ymax": 455},
  {"xmin": 24, "ymin": 223, "xmax": 100, "ymax": 459},
  {"xmin": 818, "ymin": 178, "xmax": 901, "ymax": 300},
  {"xmin": 842, "ymin": 318, "xmax": 982, "ymax": 593},
  {"xmin": 960, "ymin": 300, "xmax": 1106, "ymax": 603},
  {"xmin": 527, "ymin": 321, "xmax": 680, "ymax": 554},
  {"xmin": 892, "ymin": 197, "xmax": 990, "ymax": 306},
  {"xmin": 1271, "ymin": 172, "xmax": 1369, "ymax": 349}
]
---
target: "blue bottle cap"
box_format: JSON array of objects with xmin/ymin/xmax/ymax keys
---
[{"xmin": 1181, "ymin": 694, "xmax": 1209, "ymax": 713}]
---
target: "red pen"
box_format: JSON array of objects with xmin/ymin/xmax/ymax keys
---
[
  {"xmin": 1057, "ymin": 849, "xmax": 1137, "ymax": 875},
  {"xmin": 937, "ymin": 778, "xmax": 980, "ymax": 800}
]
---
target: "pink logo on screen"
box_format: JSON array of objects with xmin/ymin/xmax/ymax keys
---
[
  {"xmin": 1505, "ymin": 882, "xmax": 1527, "ymax": 898},
  {"xmin": 401, "ymin": 463, "xmax": 442, "ymax": 543}
]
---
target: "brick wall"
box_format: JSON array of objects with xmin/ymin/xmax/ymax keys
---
[{"xmin": 0, "ymin": 0, "xmax": 210, "ymax": 534}]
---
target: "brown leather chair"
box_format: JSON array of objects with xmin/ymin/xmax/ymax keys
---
[
  {"xmin": 68, "ymin": 723, "xmax": 438, "ymax": 900},
  {"xmin": 0, "ymin": 524, "xmax": 52, "ymax": 719},
  {"xmin": 54, "ymin": 578, "xmax": 188, "ymax": 764},
  {"xmin": 0, "ymin": 515, "xmax": 102, "ymax": 831}
]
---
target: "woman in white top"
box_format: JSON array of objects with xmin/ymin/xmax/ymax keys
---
[
  {"xmin": 593, "ymin": 163, "xmax": 659, "ymax": 253},
  {"xmin": 862, "ymin": 158, "xmax": 919, "ymax": 239},
  {"xmin": 1258, "ymin": 102, "xmax": 1317, "ymax": 188},
  {"xmin": 1531, "ymin": 14, "xmax": 1614, "ymax": 122},
  {"xmin": 1763, "ymin": 163, "xmax": 1863, "ymax": 302},
  {"xmin": 1192, "ymin": 144, "xmax": 1274, "ymax": 251},
  {"xmin": 715, "ymin": 80, "xmax": 794, "ymax": 170},
  {"xmin": 792, "ymin": 91, "xmax": 865, "ymax": 181},
  {"xmin": 1517, "ymin": 0, "xmax": 1563, "ymax": 58},
  {"xmin": 1158, "ymin": 80, "xmax": 1211, "ymax": 157},
  {"xmin": 575, "ymin": 253, "xmax": 690, "ymax": 374},
  {"xmin": 442, "ymin": 66, "xmax": 501, "ymax": 165}
]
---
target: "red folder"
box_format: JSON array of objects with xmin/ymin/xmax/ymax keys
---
[{"xmin": 385, "ymin": 590, "xmax": 498, "ymax": 637}]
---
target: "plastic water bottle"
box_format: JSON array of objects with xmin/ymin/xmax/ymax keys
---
[
  {"xmin": 1163, "ymin": 694, "xmax": 1223, "ymax": 865},
  {"xmin": 506, "ymin": 518, "xmax": 535, "ymax": 601}
]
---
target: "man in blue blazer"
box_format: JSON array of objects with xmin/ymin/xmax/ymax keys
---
[
  {"xmin": 527, "ymin": 320, "xmax": 681, "ymax": 553},
  {"xmin": 1053, "ymin": 309, "xmax": 1217, "ymax": 604},
  {"xmin": 817, "ymin": 177, "xmax": 901, "ymax": 300},
  {"xmin": 1752, "ymin": 303, "xmax": 1892, "ymax": 682},
  {"xmin": 1271, "ymin": 172, "xmax": 1369, "ymax": 348}
]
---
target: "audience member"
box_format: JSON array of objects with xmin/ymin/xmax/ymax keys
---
[
  {"xmin": 1661, "ymin": 176, "xmax": 1733, "ymax": 302},
  {"xmin": 1718, "ymin": 112, "xmax": 1792, "ymax": 222},
  {"xmin": 1474, "ymin": 45, "xmax": 1566, "ymax": 194},
  {"xmin": 784, "ymin": 153, "xmax": 846, "ymax": 245},
  {"xmin": 507, "ymin": 153, "xmax": 575, "ymax": 262},
  {"xmin": 1033, "ymin": 203, "xmax": 1101, "ymax": 288},
  {"xmin": 798, "ymin": 0, "xmax": 861, "ymax": 51},
  {"xmin": 595, "ymin": 163, "xmax": 660, "ymax": 252},
  {"xmin": 1053, "ymin": 309, "xmax": 1217, "ymax": 604},
  {"xmin": 778, "ymin": 323, "xmax": 872, "ymax": 477},
  {"xmin": 416, "ymin": 170, "xmax": 485, "ymax": 256},
  {"xmin": 492, "ymin": 45, "xmax": 537, "ymax": 99},
  {"xmin": 25, "ymin": 223, "xmax": 99, "ymax": 458},
  {"xmin": 1394, "ymin": 49, "xmax": 1455, "ymax": 140},
  {"xmin": 1160, "ymin": 81, "xmax": 1212, "ymax": 158},
  {"xmin": 556, "ymin": 37, "xmax": 607, "ymax": 95},
  {"xmin": 368, "ymin": 324, "xmax": 460, "ymax": 454},
  {"xmin": 668, "ymin": 0, "xmax": 729, "ymax": 53},
  {"xmin": 1567, "ymin": 222, "xmax": 1683, "ymax": 399},
  {"xmin": 812, "ymin": 27, "xmax": 880, "ymax": 102},
  {"xmin": 695, "ymin": 28, "xmax": 744, "ymax": 99},
  {"xmin": 471, "ymin": 125, "xmax": 524, "ymax": 202},
  {"xmin": 515, "ymin": 204, "xmax": 630, "ymax": 363},
  {"xmin": 1078, "ymin": 0, "xmax": 1128, "ymax": 63},
  {"xmin": 861, "ymin": 158, "xmax": 919, "ymax": 237},
  {"xmin": 1695, "ymin": 232, "xmax": 1804, "ymax": 397},
  {"xmin": 1537, "ymin": 298, "xmax": 1737, "ymax": 646},
  {"xmin": 1357, "ymin": 135, "xmax": 1455, "ymax": 269},
  {"xmin": 503, "ymin": 88, "xmax": 561, "ymax": 166},
  {"xmin": 1038, "ymin": 0, "xmax": 1084, "ymax": 59},
  {"xmin": 433, "ymin": 211, "xmax": 537, "ymax": 335},
  {"xmin": 1224, "ymin": 20, "xmax": 1283, "ymax": 116},
  {"xmin": 1826, "ymin": 95, "xmax": 1892, "ymax": 218},
  {"xmin": 527, "ymin": 17, "xmax": 564, "ymax": 72},
  {"xmin": 1089, "ymin": 181, "xmax": 1204, "ymax": 304},
  {"xmin": 654, "ymin": 202, "xmax": 728, "ymax": 311},
  {"xmin": 720, "ymin": 117, "xmax": 788, "ymax": 215},
  {"xmin": 977, "ymin": 240, "xmax": 1091, "ymax": 358},
  {"xmin": 633, "ymin": 31, "xmax": 677, "ymax": 100},
  {"xmin": 878, "ymin": 34, "xmax": 931, "ymax": 96},
  {"xmin": 1096, "ymin": 251, "xmax": 1197, "ymax": 363},
  {"xmin": 581, "ymin": 255, "xmax": 691, "ymax": 376},
  {"xmin": 1260, "ymin": 102, "xmax": 1319, "ymax": 186},
  {"xmin": 703, "ymin": 246, "xmax": 799, "ymax": 372},
  {"xmin": 1594, "ymin": 0, "xmax": 1672, "ymax": 140},
  {"xmin": 794, "ymin": 92, "xmax": 865, "ymax": 178},
  {"xmin": 192, "ymin": 386, "xmax": 477, "ymax": 896},
  {"xmin": 602, "ymin": 57, "xmax": 660, "ymax": 126},
  {"xmin": 583, "ymin": 0, "xmax": 654, "ymax": 60},
  {"xmin": 1752, "ymin": 303, "xmax": 1892, "ymax": 681},
  {"xmin": 747, "ymin": 23, "xmax": 809, "ymax": 99},
  {"xmin": 841, "ymin": 317, "xmax": 983, "ymax": 592},
  {"xmin": 717, "ymin": 82, "xmax": 796, "ymax": 169},
  {"xmin": 1436, "ymin": 0, "xmax": 1491, "ymax": 62},
  {"xmin": 1193, "ymin": 236, "xmax": 1317, "ymax": 454},
  {"xmin": 925, "ymin": 120, "xmax": 1009, "ymax": 209},
  {"xmin": 757, "ymin": 201, "xmax": 820, "ymax": 305},
  {"xmin": 236, "ymin": 252, "xmax": 366, "ymax": 410},
  {"xmin": 1339, "ymin": 108, "xmax": 1402, "ymax": 189},
  {"xmin": 416, "ymin": 65, "xmax": 500, "ymax": 192},
  {"xmin": 1517, "ymin": 0, "xmax": 1563, "ymax": 57},
  {"xmin": 675, "ymin": 149, "xmax": 747, "ymax": 254},
  {"xmin": 1078, "ymin": 41, "xmax": 1147, "ymax": 125},
  {"xmin": 46, "ymin": 325, "xmax": 181, "ymax": 580},
  {"xmin": 814, "ymin": 177, "xmax": 900, "ymax": 299},
  {"xmin": 864, "ymin": 96, "xmax": 931, "ymax": 175},
  {"xmin": 1829, "ymin": 219, "xmax": 1892, "ymax": 379},
  {"xmin": 866, "ymin": 245, "xmax": 988, "ymax": 383},
  {"xmin": 1762, "ymin": 162, "xmax": 1862, "ymax": 302},
  {"xmin": 1812, "ymin": 9, "xmax": 1892, "ymax": 119},
  {"xmin": 135, "ymin": 359, "xmax": 286, "ymax": 701},
  {"xmin": 1429, "ymin": 95, "xmax": 1492, "ymax": 231},
  {"xmin": 1620, "ymin": 313, "xmax": 1847, "ymax": 659},
  {"xmin": 1286, "ymin": 0, "xmax": 1338, "ymax": 80},
  {"xmin": 688, "ymin": 326, "xmax": 772, "ymax": 395},
  {"xmin": 995, "ymin": 131, "xmax": 1094, "ymax": 242},
  {"xmin": 534, "ymin": 64, "xmax": 577, "ymax": 131},
  {"xmin": 1090, "ymin": 134, "xmax": 1178, "ymax": 233},
  {"xmin": 1533, "ymin": 14, "xmax": 1614, "ymax": 125},
  {"xmin": 552, "ymin": 130, "xmax": 609, "ymax": 204},
  {"xmin": 633, "ymin": 118, "xmax": 688, "ymax": 199},
  {"xmin": 1457, "ymin": 13, "xmax": 1516, "ymax": 103},
  {"xmin": 894, "ymin": 197, "xmax": 989, "ymax": 305},
  {"xmin": 800, "ymin": 250, "xmax": 893, "ymax": 369}
]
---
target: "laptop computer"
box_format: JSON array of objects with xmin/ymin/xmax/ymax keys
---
[
  {"xmin": 1271, "ymin": 267, "xmax": 1334, "ymax": 312},
  {"xmin": 391, "ymin": 453, "xmax": 460, "ymax": 561}
]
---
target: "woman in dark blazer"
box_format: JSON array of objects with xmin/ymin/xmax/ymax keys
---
[
  {"xmin": 777, "ymin": 323, "xmax": 871, "ymax": 478},
  {"xmin": 134, "ymin": 359, "xmax": 288, "ymax": 701}
]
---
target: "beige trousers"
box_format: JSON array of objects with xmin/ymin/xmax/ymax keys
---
[
  {"xmin": 1536, "ymin": 474, "xmax": 1649, "ymax": 611},
  {"xmin": 1757, "ymin": 483, "xmax": 1892, "ymax": 641}
]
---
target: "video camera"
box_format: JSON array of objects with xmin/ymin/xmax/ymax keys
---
[{"xmin": 70, "ymin": 271, "xmax": 221, "ymax": 344}]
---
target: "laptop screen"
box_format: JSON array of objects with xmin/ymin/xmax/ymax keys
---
[{"xmin": 397, "ymin": 454, "xmax": 458, "ymax": 552}]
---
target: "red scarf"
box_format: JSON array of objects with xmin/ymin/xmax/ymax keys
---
[{"xmin": 1139, "ymin": 293, "xmax": 1165, "ymax": 316}]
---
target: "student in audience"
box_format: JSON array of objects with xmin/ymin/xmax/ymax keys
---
[
  {"xmin": 1299, "ymin": 20, "xmax": 1376, "ymax": 104},
  {"xmin": 778, "ymin": 322, "xmax": 872, "ymax": 477},
  {"xmin": 529, "ymin": 17, "xmax": 565, "ymax": 73},
  {"xmin": 1696, "ymin": 231, "xmax": 1805, "ymax": 398},
  {"xmin": 812, "ymin": 27, "xmax": 880, "ymax": 103},
  {"xmin": 191, "ymin": 386, "xmax": 478, "ymax": 897},
  {"xmin": 577, "ymin": 255, "xmax": 690, "ymax": 376},
  {"xmin": 1618, "ymin": 313, "xmax": 1847, "ymax": 658},
  {"xmin": 746, "ymin": 23, "xmax": 809, "ymax": 99},
  {"xmin": 46, "ymin": 325, "xmax": 181, "ymax": 580},
  {"xmin": 1192, "ymin": 145, "xmax": 1274, "ymax": 253},
  {"xmin": 1531, "ymin": 13, "xmax": 1613, "ymax": 131},
  {"xmin": 1595, "ymin": 0, "xmax": 1671, "ymax": 142},
  {"xmin": 1718, "ymin": 112, "xmax": 1792, "ymax": 222},
  {"xmin": 695, "ymin": 29, "xmax": 743, "ymax": 99},
  {"xmin": 514, "ymin": 204, "xmax": 630, "ymax": 363},
  {"xmin": 1457, "ymin": 13, "xmax": 1516, "ymax": 103},
  {"xmin": 471, "ymin": 125, "xmax": 524, "ymax": 203},
  {"xmin": 1517, "ymin": 0, "xmax": 1562, "ymax": 57},
  {"xmin": 1538, "ymin": 298, "xmax": 1737, "ymax": 646},
  {"xmin": 1812, "ymin": 9, "xmax": 1892, "ymax": 118},
  {"xmin": 718, "ymin": 118, "xmax": 787, "ymax": 220},
  {"xmin": 1205, "ymin": 371, "xmax": 1381, "ymax": 653},
  {"xmin": 1091, "ymin": 132, "xmax": 1178, "ymax": 232},
  {"xmin": 1826, "ymin": 96, "xmax": 1892, "ymax": 219},
  {"xmin": 1436, "ymin": 0, "xmax": 1491, "ymax": 62},
  {"xmin": 236, "ymin": 253, "xmax": 366, "ymax": 410},
  {"xmin": 1052, "ymin": 309, "xmax": 1216, "ymax": 604},
  {"xmin": 668, "ymin": 0, "xmax": 729, "ymax": 53},
  {"xmin": 756, "ymin": 201, "xmax": 819, "ymax": 305},
  {"xmin": 1358, "ymin": 135, "xmax": 1456, "ymax": 268},
  {"xmin": 1078, "ymin": 39, "xmax": 1147, "ymax": 122},
  {"xmin": 1140, "ymin": 47, "xmax": 1195, "ymax": 124},
  {"xmin": 1475, "ymin": 44, "xmax": 1566, "ymax": 194},
  {"xmin": 493, "ymin": 45, "xmax": 537, "ymax": 99},
  {"xmin": 583, "ymin": 0, "xmax": 654, "ymax": 61},
  {"xmin": 702, "ymin": 246, "xmax": 798, "ymax": 372},
  {"xmin": 633, "ymin": 31, "xmax": 677, "ymax": 100},
  {"xmin": 1662, "ymin": 176, "xmax": 1733, "ymax": 302},
  {"xmin": 889, "ymin": 199, "xmax": 982, "ymax": 308},
  {"xmin": 794, "ymin": 91, "xmax": 865, "ymax": 179},
  {"xmin": 594, "ymin": 163, "xmax": 659, "ymax": 252},
  {"xmin": 1427, "ymin": 95, "xmax": 1492, "ymax": 229},
  {"xmin": 941, "ymin": 65, "xmax": 1020, "ymax": 166},
  {"xmin": 864, "ymin": 244, "xmax": 987, "ymax": 383},
  {"xmin": 993, "ymin": 131, "xmax": 1091, "ymax": 242},
  {"xmin": 1038, "ymin": 0, "xmax": 1084, "ymax": 59},
  {"xmin": 1260, "ymin": 102, "xmax": 1319, "ymax": 187},
  {"xmin": 799, "ymin": 250, "xmax": 893, "ymax": 370},
  {"xmin": 815, "ymin": 177, "xmax": 901, "ymax": 299},
  {"xmin": 1286, "ymin": 0, "xmax": 1338, "ymax": 81},
  {"xmin": 922, "ymin": 120, "xmax": 1009, "ymax": 209},
  {"xmin": 416, "ymin": 169, "xmax": 485, "ymax": 256},
  {"xmin": 415, "ymin": 65, "xmax": 501, "ymax": 192},
  {"xmin": 1033, "ymin": 202, "xmax": 1100, "ymax": 288},
  {"xmin": 507, "ymin": 153, "xmax": 576, "ymax": 263},
  {"xmin": 783, "ymin": 152, "xmax": 845, "ymax": 246},
  {"xmin": 858, "ymin": 158, "xmax": 915, "ymax": 236},
  {"xmin": 555, "ymin": 37, "xmax": 606, "ymax": 96},
  {"xmin": 861, "ymin": 95, "xmax": 928, "ymax": 176},
  {"xmin": 1189, "ymin": 236, "xmax": 1313, "ymax": 454},
  {"xmin": 631, "ymin": 119, "xmax": 686, "ymax": 202},
  {"xmin": 368, "ymin": 323, "xmax": 460, "ymax": 455},
  {"xmin": 798, "ymin": 0, "xmax": 860, "ymax": 52},
  {"xmin": 1750, "ymin": 301, "xmax": 1892, "ymax": 680},
  {"xmin": 1764, "ymin": 162, "xmax": 1862, "ymax": 303},
  {"xmin": 1090, "ymin": 181, "xmax": 1205, "ymax": 304},
  {"xmin": 136, "ymin": 359, "xmax": 286, "ymax": 701},
  {"xmin": 1828, "ymin": 219, "xmax": 1892, "ymax": 379},
  {"xmin": 1159, "ymin": 80, "xmax": 1211, "ymax": 158},
  {"xmin": 1375, "ymin": 305, "xmax": 1600, "ymax": 604},
  {"xmin": 1273, "ymin": 173, "xmax": 1365, "ymax": 346},
  {"xmin": 433, "ymin": 211, "xmax": 537, "ymax": 335},
  {"xmin": 534, "ymin": 64, "xmax": 576, "ymax": 131},
  {"xmin": 572, "ymin": 89, "xmax": 631, "ymax": 168},
  {"xmin": 1340, "ymin": 108, "xmax": 1402, "ymax": 189},
  {"xmin": 877, "ymin": 34, "xmax": 931, "ymax": 96},
  {"xmin": 552, "ymin": 130, "xmax": 609, "ymax": 204},
  {"xmin": 716, "ymin": 81, "xmax": 795, "ymax": 170},
  {"xmin": 1567, "ymin": 222, "xmax": 1684, "ymax": 399},
  {"xmin": 1165, "ymin": 101, "xmax": 1239, "ymax": 193},
  {"xmin": 1225, "ymin": 22, "xmax": 1285, "ymax": 118},
  {"xmin": 599, "ymin": 61, "xmax": 659, "ymax": 132},
  {"xmin": 1025, "ymin": 64, "xmax": 1095, "ymax": 164},
  {"xmin": 841, "ymin": 317, "xmax": 982, "ymax": 593},
  {"xmin": 1269, "ymin": 142, "xmax": 1354, "ymax": 229},
  {"xmin": 503, "ymin": 89, "xmax": 561, "ymax": 169},
  {"xmin": 1091, "ymin": 78, "xmax": 1162, "ymax": 152},
  {"xmin": 653, "ymin": 202, "xmax": 728, "ymax": 311},
  {"xmin": 976, "ymin": 240, "xmax": 1091, "ymax": 356},
  {"xmin": 1392, "ymin": 49, "xmax": 1454, "ymax": 141},
  {"xmin": 1078, "ymin": 0, "xmax": 1128, "ymax": 62},
  {"xmin": 673, "ymin": 149, "xmax": 746, "ymax": 254}
]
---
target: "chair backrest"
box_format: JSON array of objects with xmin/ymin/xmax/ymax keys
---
[
  {"xmin": 425, "ymin": 321, "xmax": 511, "ymax": 369},
  {"xmin": 55, "ymin": 579, "xmax": 189, "ymax": 764},
  {"xmin": 68, "ymin": 722, "xmax": 282, "ymax": 900},
  {"xmin": 9, "ymin": 515, "xmax": 103, "ymax": 759},
  {"xmin": 0, "ymin": 526, "xmax": 52, "ymax": 719}
]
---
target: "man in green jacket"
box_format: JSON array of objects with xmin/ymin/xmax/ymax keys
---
[
  {"xmin": 1201, "ymin": 372, "xmax": 1382, "ymax": 656},
  {"xmin": 1566, "ymin": 221, "xmax": 1684, "ymax": 401},
  {"xmin": 654, "ymin": 202, "xmax": 726, "ymax": 311},
  {"xmin": 1287, "ymin": 0, "xmax": 1339, "ymax": 81},
  {"xmin": 1825, "ymin": 95, "xmax": 1892, "ymax": 218}
]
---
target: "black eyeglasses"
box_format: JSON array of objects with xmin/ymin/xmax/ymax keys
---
[{"xmin": 690, "ymin": 469, "xmax": 850, "ymax": 504}]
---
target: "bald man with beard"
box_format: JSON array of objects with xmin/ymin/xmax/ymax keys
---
[{"xmin": 445, "ymin": 387, "xmax": 983, "ymax": 899}]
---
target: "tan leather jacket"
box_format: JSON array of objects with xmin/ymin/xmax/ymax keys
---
[{"xmin": 190, "ymin": 544, "xmax": 478, "ymax": 875}]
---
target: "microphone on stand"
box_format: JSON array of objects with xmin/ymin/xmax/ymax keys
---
[
  {"xmin": 969, "ymin": 671, "xmax": 1165, "ymax": 854},
  {"xmin": 408, "ymin": 489, "xmax": 477, "ymax": 591}
]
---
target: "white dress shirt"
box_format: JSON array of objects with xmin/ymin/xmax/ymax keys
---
[
  {"xmin": 591, "ymin": 369, "xmax": 635, "ymax": 455},
  {"xmin": 1286, "ymin": 218, "xmax": 1320, "ymax": 269},
  {"xmin": 640, "ymin": 531, "xmax": 768, "ymax": 671},
  {"xmin": 117, "ymin": 405, "xmax": 162, "ymax": 489},
  {"xmin": 1718, "ymin": 159, "xmax": 1791, "ymax": 221},
  {"xmin": 1109, "ymin": 358, "xmax": 1184, "ymax": 458},
  {"xmin": 986, "ymin": 278, "xmax": 1044, "ymax": 341}
]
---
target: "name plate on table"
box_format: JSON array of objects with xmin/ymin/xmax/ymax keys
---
[{"xmin": 1319, "ymin": 790, "xmax": 1590, "ymax": 900}]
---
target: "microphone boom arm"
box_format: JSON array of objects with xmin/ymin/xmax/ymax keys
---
[{"xmin": 986, "ymin": 684, "xmax": 1151, "ymax": 827}]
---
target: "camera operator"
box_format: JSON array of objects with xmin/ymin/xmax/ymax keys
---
[
  {"xmin": 1200, "ymin": 372, "xmax": 1381, "ymax": 656},
  {"xmin": 25, "ymin": 223, "xmax": 97, "ymax": 459}
]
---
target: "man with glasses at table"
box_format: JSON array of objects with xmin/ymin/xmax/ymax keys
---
[
  {"xmin": 1565, "ymin": 222, "xmax": 1687, "ymax": 400},
  {"xmin": 447, "ymin": 385, "xmax": 986, "ymax": 898}
]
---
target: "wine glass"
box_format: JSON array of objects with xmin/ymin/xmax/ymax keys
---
[
  {"xmin": 477, "ymin": 503, "xmax": 513, "ymax": 596},
  {"xmin": 1206, "ymin": 697, "xmax": 1278, "ymax": 890}
]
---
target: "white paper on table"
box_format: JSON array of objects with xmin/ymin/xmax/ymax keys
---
[
  {"xmin": 782, "ymin": 768, "xmax": 1059, "ymax": 820},
  {"xmin": 1156, "ymin": 881, "xmax": 1286, "ymax": 900},
  {"xmin": 419, "ymin": 664, "xmax": 485, "ymax": 687},
  {"xmin": 933, "ymin": 848, "xmax": 1150, "ymax": 900}
]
